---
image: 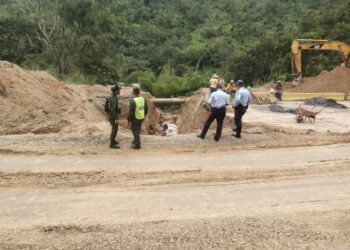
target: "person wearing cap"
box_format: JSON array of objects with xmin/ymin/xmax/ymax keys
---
[
  {"xmin": 198, "ymin": 83, "xmax": 228, "ymax": 141},
  {"xmin": 209, "ymin": 74, "xmax": 219, "ymax": 94},
  {"xmin": 127, "ymin": 87, "xmax": 148, "ymax": 149},
  {"xmin": 232, "ymin": 80, "xmax": 252, "ymax": 138},
  {"xmin": 108, "ymin": 84, "xmax": 122, "ymax": 149}
]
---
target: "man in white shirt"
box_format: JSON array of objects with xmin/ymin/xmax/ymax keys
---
[
  {"xmin": 198, "ymin": 84, "xmax": 228, "ymax": 141},
  {"xmin": 232, "ymin": 79, "xmax": 252, "ymax": 138}
]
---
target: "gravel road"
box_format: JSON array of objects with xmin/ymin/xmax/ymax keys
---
[{"xmin": 1, "ymin": 144, "xmax": 350, "ymax": 249}]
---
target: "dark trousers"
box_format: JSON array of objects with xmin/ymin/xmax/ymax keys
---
[
  {"xmin": 200, "ymin": 107, "xmax": 226, "ymax": 140},
  {"xmin": 109, "ymin": 119, "xmax": 119, "ymax": 145},
  {"xmin": 274, "ymin": 92, "xmax": 282, "ymax": 101},
  {"xmin": 234, "ymin": 104, "xmax": 247, "ymax": 137},
  {"xmin": 131, "ymin": 120, "xmax": 143, "ymax": 147}
]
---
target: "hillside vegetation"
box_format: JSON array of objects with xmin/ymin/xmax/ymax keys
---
[{"xmin": 1, "ymin": 0, "xmax": 349, "ymax": 96}]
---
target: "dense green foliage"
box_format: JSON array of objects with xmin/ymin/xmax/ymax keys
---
[{"xmin": 1, "ymin": 0, "xmax": 349, "ymax": 96}]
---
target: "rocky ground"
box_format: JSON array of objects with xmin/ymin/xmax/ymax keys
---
[
  {"xmin": 1, "ymin": 62, "xmax": 350, "ymax": 249},
  {"xmin": 0, "ymin": 144, "xmax": 350, "ymax": 249},
  {"xmin": 1, "ymin": 109, "xmax": 350, "ymax": 249}
]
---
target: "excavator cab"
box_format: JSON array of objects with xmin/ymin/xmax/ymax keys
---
[{"xmin": 291, "ymin": 39, "xmax": 350, "ymax": 85}]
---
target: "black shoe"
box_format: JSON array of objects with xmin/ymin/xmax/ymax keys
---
[
  {"xmin": 197, "ymin": 134, "xmax": 204, "ymax": 139},
  {"xmin": 131, "ymin": 144, "xmax": 141, "ymax": 149},
  {"xmin": 232, "ymin": 134, "xmax": 241, "ymax": 139},
  {"xmin": 110, "ymin": 144, "xmax": 120, "ymax": 149}
]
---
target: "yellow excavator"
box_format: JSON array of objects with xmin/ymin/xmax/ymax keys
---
[{"xmin": 291, "ymin": 39, "xmax": 350, "ymax": 84}]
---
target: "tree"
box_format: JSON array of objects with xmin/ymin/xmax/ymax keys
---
[
  {"xmin": 25, "ymin": 0, "xmax": 73, "ymax": 77},
  {"xmin": 0, "ymin": 18, "xmax": 35, "ymax": 63}
]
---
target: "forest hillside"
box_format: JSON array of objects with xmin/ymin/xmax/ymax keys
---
[{"xmin": 1, "ymin": 0, "xmax": 349, "ymax": 96}]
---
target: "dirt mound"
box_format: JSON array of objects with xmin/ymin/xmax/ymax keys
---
[
  {"xmin": 174, "ymin": 89, "xmax": 209, "ymax": 133},
  {"xmin": 254, "ymin": 82, "xmax": 295, "ymax": 93},
  {"xmin": 288, "ymin": 66, "xmax": 350, "ymax": 93},
  {"xmin": 0, "ymin": 61, "xmax": 246, "ymax": 135},
  {"xmin": 0, "ymin": 61, "xmax": 160, "ymax": 135},
  {"xmin": 251, "ymin": 93, "xmax": 274, "ymax": 104},
  {"xmin": 0, "ymin": 61, "xmax": 80, "ymax": 134}
]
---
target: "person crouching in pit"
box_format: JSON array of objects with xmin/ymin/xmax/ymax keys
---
[{"xmin": 197, "ymin": 84, "xmax": 228, "ymax": 142}]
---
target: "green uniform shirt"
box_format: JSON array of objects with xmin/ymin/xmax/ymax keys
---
[{"xmin": 108, "ymin": 94, "xmax": 120, "ymax": 120}]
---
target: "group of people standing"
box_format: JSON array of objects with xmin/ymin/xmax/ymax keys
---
[
  {"xmin": 106, "ymin": 84, "xmax": 148, "ymax": 149},
  {"xmin": 209, "ymin": 74, "xmax": 240, "ymax": 97},
  {"xmin": 106, "ymin": 74, "xmax": 252, "ymax": 150},
  {"xmin": 198, "ymin": 74, "xmax": 252, "ymax": 142}
]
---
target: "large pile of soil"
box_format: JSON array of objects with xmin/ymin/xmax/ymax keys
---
[
  {"xmin": 175, "ymin": 89, "xmax": 210, "ymax": 133},
  {"xmin": 289, "ymin": 66, "xmax": 350, "ymax": 93},
  {"xmin": 0, "ymin": 61, "xmax": 239, "ymax": 135},
  {"xmin": 0, "ymin": 61, "xmax": 160, "ymax": 135},
  {"xmin": 256, "ymin": 66, "xmax": 350, "ymax": 94}
]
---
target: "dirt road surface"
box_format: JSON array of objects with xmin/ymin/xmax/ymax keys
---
[
  {"xmin": 2, "ymin": 62, "xmax": 350, "ymax": 249},
  {"xmin": 1, "ymin": 144, "xmax": 350, "ymax": 249}
]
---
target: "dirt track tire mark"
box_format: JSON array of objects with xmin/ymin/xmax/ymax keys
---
[{"xmin": 1, "ymin": 161, "xmax": 349, "ymax": 188}]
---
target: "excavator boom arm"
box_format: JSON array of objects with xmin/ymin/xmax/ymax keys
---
[{"xmin": 291, "ymin": 39, "xmax": 350, "ymax": 76}]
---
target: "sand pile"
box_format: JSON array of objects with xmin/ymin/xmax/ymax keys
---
[
  {"xmin": 174, "ymin": 89, "xmax": 210, "ymax": 133},
  {"xmin": 172, "ymin": 89, "xmax": 237, "ymax": 133},
  {"xmin": 289, "ymin": 66, "xmax": 350, "ymax": 93},
  {"xmin": 0, "ymin": 61, "xmax": 82, "ymax": 134},
  {"xmin": 0, "ymin": 61, "xmax": 159, "ymax": 135},
  {"xmin": 0, "ymin": 61, "xmax": 240, "ymax": 135},
  {"xmin": 251, "ymin": 93, "xmax": 274, "ymax": 105}
]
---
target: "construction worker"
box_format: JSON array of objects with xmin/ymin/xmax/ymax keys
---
[
  {"xmin": 232, "ymin": 80, "xmax": 252, "ymax": 138},
  {"xmin": 274, "ymin": 80, "xmax": 283, "ymax": 101},
  {"xmin": 218, "ymin": 77, "xmax": 225, "ymax": 89},
  {"xmin": 127, "ymin": 86, "xmax": 148, "ymax": 149},
  {"xmin": 107, "ymin": 84, "xmax": 122, "ymax": 149},
  {"xmin": 197, "ymin": 83, "xmax": 228, "ymax": 141},
  {"xmin": 226, "ymin": 80, "xmax": 237, "ymax": 96},
  {"xmin": 209, "ymin": 74, "xmax": 219, "ymax": 94}
]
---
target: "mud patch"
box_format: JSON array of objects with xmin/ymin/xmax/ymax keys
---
[
  {"xmin": 304, "ymin": 97, "xmax": 348, "ymax": 109},
  {"xmin": 269, "ymin": 103, "xmax": 295, "ymax": 113}
]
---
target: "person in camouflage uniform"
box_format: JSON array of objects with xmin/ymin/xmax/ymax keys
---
[{"xmin": 108, "ymin": 84, "xmax": 122, "ymax": 149}]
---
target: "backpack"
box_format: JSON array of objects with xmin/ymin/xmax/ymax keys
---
[{"xmin": 104, "ymin": 97, "xmax": 110, "ymax": 113}]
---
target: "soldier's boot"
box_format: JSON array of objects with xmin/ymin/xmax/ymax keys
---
[
  {"xmin": 131, "ymin": 144, "xmax": 141, "ymax": 149},
  {"xmin": 110, "ymin": 141, "xmax": 120, "ymax": 149}
]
